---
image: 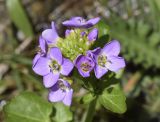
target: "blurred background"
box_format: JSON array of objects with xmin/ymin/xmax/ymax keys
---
[{"xmin": 0, "ymin": 0, "xmax": 160, "ymax": 122}]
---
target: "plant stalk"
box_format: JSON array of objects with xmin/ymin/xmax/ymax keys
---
[{"xmin": 82, "ymin": 98, "xmax": 97, "ymax": 122}]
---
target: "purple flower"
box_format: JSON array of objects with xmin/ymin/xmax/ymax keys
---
[
  {"xmin": 33, "ymin": 47, "xmax": 74, "ymax": 88},
  {"xmin": 32, "ymin": 36, "xmax": 47, "ymax": 67},
  {"xmin": 88, "ymin": 40, "xmax": 126, "ymax": 79},
  {"xmin": 81, "ymin": 31, "xmax": 86, "ymax": 37},
  {"xmin": 87, "ymin": 28, "xmax": 98, "ymax": 42},
  {"xmin": 75, "ymin": 55, "xmax": 95, "ymax": 77},
  {"xmin": 48, "ymin": 79, "xmax": 73, "ymax": 106},
  {"xmin": 42, "ymin": 22, "xmax": 59, "ymax": 44},
  {"xmin": 62, "ymin": 17, "xmax": 100, "ymax": 28},
  {"xmin": 65, "ymin": 29, "xmax": 71, "ymax": 37}
]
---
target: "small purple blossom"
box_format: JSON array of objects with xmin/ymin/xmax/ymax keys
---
[
  {"xmin": 75, "ymin": 55, "xmax": 95, "ymax": 77},
  {"xmin": 65, "ymin": 29, "xmax": 71, "ymax": 37},
  {"xmin": 42, "ymin": 22, "xmax": 59, "ymax": 44},
  {"xmin": 33, "ymin": 47, "xmax": 74, "ymax": 88},
  {"xmin": 48, "ymin": 79, "xmax": 73, "ymax": 106},
  {"xmin": 62, "ymin": 17, "xmax": 100, "ymax": 28},
  {"xmin": 88, "ymin": 40, "xmax": 125, "ymax": 79},
  {"xmin": 81, "ymin": 31, "xmax": 86, "ymax": 37},
  {"xmin": 87, "ymin": 28, "xmax": 98, "ymax": 42}
]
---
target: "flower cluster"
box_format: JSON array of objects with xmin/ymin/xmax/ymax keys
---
[{"xmin": 32, "ymin": 17, "xmax": 125, "ymax": 106}]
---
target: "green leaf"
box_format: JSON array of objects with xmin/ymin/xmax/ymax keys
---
[
  {"xmin": 137, "ymin": 21, "xmax": 150, "ymax": 38},
  {"xmin": 53, "ymin": 103, "xmax": 73, "ymax": 122},
  {"xmin": 96, "ymin": 20, "xmax": 110, "ymax": 37},
  {"xmin": 80, "ymin": 93, "xmax": 95, "ymax": 104},
  {"xmin": 6, "ymin": 0, "xmax": 34, "ymax": 37},
  {"xmin": 149, "ymin": 33, "xmax": 160, "ymax": 47},
  {"xmin": 115, "ymin": 69, "xmax": 124, "ymax": 79},
  {"xmin": 92, "ymin": 20, "xmax": 110, "ymax": 49},
  {"xmin": 4, "ymin": 92, "xmax": 52, "ymax": 122},
  {"xmin": 98, "ymin": 83, "xmax": 127, "ymax": 114},
  {"xmin": 155, "ymin": 0, "xmax": 160, "ymax": 10}
]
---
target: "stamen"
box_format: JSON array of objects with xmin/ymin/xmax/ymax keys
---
[
  {"xmin": 58, "ymin": 80, "xmax": 69, "ymax": 91},
  {"xmin": 49, "ymin": 60, "xmax": 60, "ymax": 72},
  {"xmin": 98, "ymin": 55, "xmax": 111, "ymax": 68},
  {"xmin": 80, "ymin": 62, "xmax": 92, "ymax": 72}
]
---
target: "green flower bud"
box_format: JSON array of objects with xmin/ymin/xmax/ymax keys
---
[{"xmin": 56, "ymin": 29, "xmax": 91, "ymax": 61}]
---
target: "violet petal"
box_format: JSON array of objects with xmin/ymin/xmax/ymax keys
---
[
  {"xmin": 48, "ymin": 89, "xmax": 66, "ymax": 102},
  {"xmin": 32, "ymin": 57, "xmax": 50, "ymax": 76},
  {"xmin": 107, "ymin": 56, "xmax": 125, "ymax": 72},
  {"xmin": 48, "ymin": 47, "xmax": 63, "ymax": 64},
  {"xmin": 85, "ymin": 17, "xmax": 100, "ymax": 28},
  {"xmin": 87, "ymin": 47, "xmax": 101, "ymax": 61},
  {"xmin": 62, "ymin": 89, "xmax": 73, "ymax": 106},
  {"xmin": 43, "ymin": 72, "xmax": 59, "ymax": 88},
  {"xmin": 94, "ymin": 65, "xmax": 108, "ymax": 79},
  {"xmin": 32, "ymin": 53, "xmax": 41, "ymax": 67},
  {"xmin": 60, "ymin": 58, "xmax": 74, "ymax": 76},
  {"xmin": 102, "ymin": 40, "xmax": 120, "ymax": 56},
  {"xmin": 88, "ymin": 28, "xmax": 98, "ymax": 42},
  {"xmin": 42, "ymin": 22, "xmax": 59, "ymax": 44},
  {"xmin": 39, "ymin": 36, "xmax": 46, "ymax": 53},
  {"xmin": 63, "ymin": 17, "xmax": 100, "ymax": 28},
  {"xmin": 62, "ymin": 17, "xmax": 85, "ymax": 27}
]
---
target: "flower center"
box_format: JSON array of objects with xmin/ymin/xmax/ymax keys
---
[
  {"xmin": 80, "ymin": 62, "xmax": 92, "ymax": 72},
  {"xmin": 58, "ymin": 80, "xmax": 69, "ymax": 92},
  {"xmin": 49, "ymin": 60, "xmax": 60, "ymax": 72},
  {"xmin": 98, "ymin": 55, "xmax": 111, "ymax": 68}
]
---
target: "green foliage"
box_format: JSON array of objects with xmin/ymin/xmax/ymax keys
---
[
  {"xmin": 102, "ymin": 0, "xmax": 160, "ymax": 69},
  {"xmin": 95, "ymin": 20, "xmax": 110, "ymax": 38},
  {"xmin": 4, "ymin": 92, "xmax": 73, "ymax": 122},
  {"xmin": 92, "ymin": 20, "xmax": 110, "ymax": 49},
  {"xmin": 98, "ymin": 83, "xmax": 127, "ymax": 114},
  {"xmin": 141, "ymin": 76, "xmax": 160, "ymax": 113},
  {"xmin": 80, "ymin": 93, "xmax": 96, "ymax": 104},
  {"xmin": 76, "ymin": 71, "xmax": 127, "ymax": 114},
  {"xmin": 52, "ymin": 103, "xmax": 73, "ymax": 122},
  {"xmin": 6, "ymin": 0, "xmax": 34, "ymax": 37},
  {"xmin": 82, "ymin": 99, "xmax": 97, "ymax": 122},
  {"xmin": 100, "ymin": 0, "xmax": 160, "ymax": 116},
  {"xmin": 4, "ymin": 92, "xmax": 52, "ymax": 122}
]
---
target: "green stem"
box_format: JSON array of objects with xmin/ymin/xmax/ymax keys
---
[
  {"xmin": 82, "ymin": 98, "xmax": 97, "ymax": 122},
  {"xmin": 151, "ymin": 96, "xmax": 160, "ymax": 112}
]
